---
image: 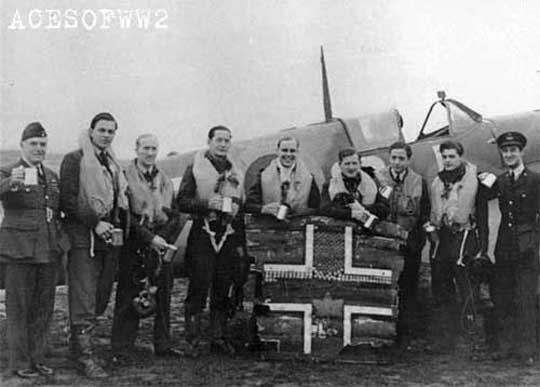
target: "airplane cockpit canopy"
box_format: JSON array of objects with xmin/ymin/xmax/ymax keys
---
[{"xmin": 417, "ymin": 97, "xmax": 483, "ymax": 141}]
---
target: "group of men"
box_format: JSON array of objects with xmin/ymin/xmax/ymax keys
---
[{"xmin": 0, "ymin": 113, "xmax": 538, "ymax": 380}]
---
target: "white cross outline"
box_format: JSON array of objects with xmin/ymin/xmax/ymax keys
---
[
  {"xmin": 264, "ymin": 224, "xmax": 314, "ymax": 277},
  {"xmin": 264, "ymin": 225, "xmax": 392, "ymax": 283},
  {"xmin": 267, "ymin": 303, "xmax": 313, "ymax": 354},
  {"xmin": 343, "ymin": 305, "xmax": 394, "ymax": 346},
  {"xmin": 344, "ymin": 226, "xmax": 392, "ymax": 281}
]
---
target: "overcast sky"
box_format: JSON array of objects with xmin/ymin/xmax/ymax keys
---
[{"xmin": 1, "ymin": 0, "xmax": 540, "ymax": 159}]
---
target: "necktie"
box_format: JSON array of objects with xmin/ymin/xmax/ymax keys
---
[
  {"xmin": 144, "ymin": 171, "xmax": 153, "ymax": 183},
  {"xmin": 37, "ymin": 164, "xmax": 44, "ymax": 179},
  {"xmin": 99, "ymin": 151, "xmax": 109, "ymax": 168}
]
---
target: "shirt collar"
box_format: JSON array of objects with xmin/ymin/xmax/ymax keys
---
[
  {"xmin": 510, "ymin": 163, "xmax": 525, "ymax": 180},
  {"xmin": 21, "ymin": 155, "xmax": 41, "ymax": 170},
  {"xmin": 390, "ymin": 167, "xmax": 406, "ymax": 182},
  {"xmin": 135, "ymin": 159, "xmax": 157, "ymax": 175}
]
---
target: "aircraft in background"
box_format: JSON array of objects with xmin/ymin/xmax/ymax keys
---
[
  {"xmin": 157, "ymin": 48, "xmax": 540, "ymax": 266},
  {"xmin": 159, "ymin": 47, "xmax": 540, "ymax": 194}
]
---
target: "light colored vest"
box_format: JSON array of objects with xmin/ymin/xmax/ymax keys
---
[
  {"xmin": 328, "ymin": 162, "xmax": 378, "ymax": 205},
  {"xmin": 192, "ymin": 150, "xmax": 244, "ymax": 217},
  {"xmin": 379, "ymin": 167, "xmax": 422, "ymax": 231},
  {"xmin": 124, "ymin": 161, "xmax": 174, "ymax": 226},
  {"xmin": 260, "ymin": 158, "xmax": 313, "ymax": 213},
  {"xmin": 430, "ymin": 162, "xmax": 478, "ymax": 230}
]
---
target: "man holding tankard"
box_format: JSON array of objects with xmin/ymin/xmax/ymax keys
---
[
  {"xmin": 245, "ymin": 135, "xmax": 320, "ymax": 219},
  {"xmin": 60, "ymin": 113, "xmax": 169, "ymax": 378},
  {"xmin": 0, "ymin": 123, "xmax": 64, "ymax": 379},
  {"xmin": 177, "ymin": 125, "xmax": 245, "ymax": 357}
]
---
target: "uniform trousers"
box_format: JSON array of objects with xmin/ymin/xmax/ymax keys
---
[
  {"xmin": 185, "ymin": 229, "xmax": 236, "ymax": 317},
  {"xmin": 67, "ymin": 247, "xmax": 118, "ymax": 356},
  {"xmin": 5, "ymin": 262, "xmax": 58, "ymax": 371},
  {"xmin": 491, "ymin": 249, "xmax": 539, "ymax": 358},
  {"xmin": 430, "ymin": 227, "xmax": 478, "ymax": 346},
  {"xmin": 111, "ymin": 246, "xmax": 173, "ymax": 353}
]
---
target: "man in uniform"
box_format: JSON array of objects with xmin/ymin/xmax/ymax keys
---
[
  {"xmin": 60, "ymin": 113, "xmax": 169, "ymax": 378},
  {"xmin": 111, "ymin": 134, "xmax": 182, "ymax": 361},
  {"xmin": 0, "ymin": 123, "xmax": 64, "ymax": 378},
  {"xmin": 379, "ymin": 142, "xmax": 430, "ymax": 343},
  {"xmin": 426, "ymin": 140, "xmax": 489, "ymax": 352},
  {"xmin": 176, "ymin": 125, "xmax": 245, "ymax": 357},
  {"xmin": 321, "ymin": 148, "xmax": 389, "ymax": 222},
  {"xmin": 489, "ymin": 131, "xmax": 539, "ymax": 365},
  {"xmin": 245, "ymin": 135, "xmax": 320, "ymax": 217}
]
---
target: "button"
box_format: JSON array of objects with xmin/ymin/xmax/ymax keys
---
[
  {"xmin": 45, "ymin": 195, "xmax": 49, "ymax": 199},
  {"xmin": 508, "ymin": 223, "xmax": 513, "ymax": 227},
  {"xmin": 508, "ymin": 200, "xmax": 513, "ymax": 205}
]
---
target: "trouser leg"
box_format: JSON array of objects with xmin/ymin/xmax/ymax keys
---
[
  {"xmin": 153, "ymin": 262, "xmax": 173, "ymax": 352},
  {"xmin": 28, "ymin": 262, "xmax": 58, "ymax": 365},
  {"xmin": 95, "ymin": 248, "xmax": 119, "ymax": 316},
  {"xmin": 209, "ymin": 244, "xmax": 235, "ymax": 340},
  {"xmin": 185, "ymin": 236, "xmax": 214, "ymax": 315},
  {"xmin": 514, "ymin": 253, "xmax": 539, "ymax": 358},
  {"xmin": 431, "ymin": 257, "xmax": 458, "ymax": 347},
  {"xmin": 67, "ymin": 248, "xmax": 101, "ymax": 358},
  {"xmin": 184, "ymin": 234, "xmax": 215, "ymax": 345},
  {"xmin": 398, "ymin": 246, "xmax": 422, "ymax": 338},
  {"xmin": 5, "ymin": 264, "xmax": 35, "ymax": 371},
  {"xmin": 111, "ymin": 250, "xmax": 140, "ymax": 352},
  {"xmin": 491, "ymin": 260, "xmax": 517, "ymax": 354}
]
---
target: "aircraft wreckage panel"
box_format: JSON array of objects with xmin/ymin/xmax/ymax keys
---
[{"xmin": 244, "ymin": 215, "xmax": 405, "ymax": 359}]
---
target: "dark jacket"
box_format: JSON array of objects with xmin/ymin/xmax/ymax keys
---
[
  {"xmin": 0, "ymin": 159, "xmax": 63, "ymax": 263},
  {"xmin": 489, "ymin": 168, "xmax": 540, "ymax": 258},
  {"xmin": 59, "ymin": 149, "xmax": 154, "ymax": 250}
]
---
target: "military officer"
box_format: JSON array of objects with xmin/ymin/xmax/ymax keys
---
[
  {"xmin": 321, "ymin": 148, "xmax": 389, "ymax": 222},
  {"xmin": 60, "ymin": 113, "xmax": 169, "ymax": 378},
  {"xmin": 426, "ymin": 140, "xmax": 489, "ymax": 352},
  {"xmin": 0, "ymin": 123, "xmax": 64, "ymax": 378},
  {"xmin": 379, "ymin": 142, "xmax": 430, "ymax": 343},
  {"xmin": 245, "ymin": 135, "xmax": 320, "ymax": 218},
  {"xmin": 489, "ymin": 131, "xmax": 539, "ymax": 365},
  {"xmin": 176, "ymin": 125, "xmax": 245, "ymax": 357},
  {"xmin": 111, "ymin": 134, "xmax": 182, "ymax": 360}
]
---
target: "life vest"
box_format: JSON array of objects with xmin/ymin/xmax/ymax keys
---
[
  {"xmin": 192, "ymin": 150, "xmax": 244, "ymax": 217},
  {"xmin": 379, "ymin": 167, "xmax": 422, "ymax": 232},
  {"xmin": 260, "ymin": 158, "xmax": 313, "ymax": 213},
  {"xmin": 430, "ymin": 162, "xmax": 478, "ymax": 230},
  {"xmin": 124, "ymin": 160, "xmax": 174, "ymax": 226},
  {"xmin": 328, "ymin": 162, "xmax": 378, "ymax": 206}
]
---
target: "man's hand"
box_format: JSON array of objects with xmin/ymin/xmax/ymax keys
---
[
  {"xmin": 94, "ymin": 221, "xmax": 114, "ymax": 241},
  {"xmin": 348, "ymin": 201, "xmax": 365, "ymax": 212},
  {"xmin": 351, "ymin": 208, "xmax": 372, "ymax": 223},
  {"xmin": 10, "ymin": 167, "xmax": 25, "ymax": 188},
  {"xmin": 261, "ymin": 202, "xmax": 281, "ymax": 217},
  {"xmin": 150, "ymin": 235, "xmax": 169, "ymax": 253},
  {"xmin": 208, "ymin": 195, "xmax": 224, "ymax": 211}
]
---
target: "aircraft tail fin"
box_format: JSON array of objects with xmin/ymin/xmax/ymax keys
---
[{"xmin": 321, "ymin": 46, "xmax": 333, "ymax": 122}]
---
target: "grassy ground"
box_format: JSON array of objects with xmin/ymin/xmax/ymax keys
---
[{"xmin": 0, "ymin": 279, "xmax": 538, "ymax": 387}]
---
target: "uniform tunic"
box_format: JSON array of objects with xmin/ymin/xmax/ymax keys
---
[
  {"xmin": 490, "ymin": 168, "xmax": 539, "ymax": 358},
  {"xmin": 0, "ymin": 159, "xmax": 64, "ymax": 371}
]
